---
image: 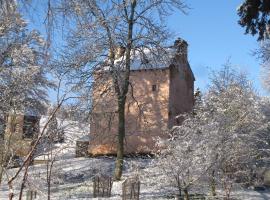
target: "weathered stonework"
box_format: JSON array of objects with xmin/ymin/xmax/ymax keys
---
[
  {"xmin": 89, "ymin": 39, "xmax": 195, "ymax": 155},
  {"xmin": 4, "ymin": 114, "xmax": 39, "ymax": 156}
]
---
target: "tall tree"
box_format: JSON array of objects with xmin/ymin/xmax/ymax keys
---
[
  {"xmin": 0, "ymin": 2, "xmax": 53, "ymax": 115},
  {"xmin": 0, "ymin": 1, "xmax": 53, "ymax": 191},
  {"xmin": 157, "ymin": 64, "xmax": 270, "ymax": 199},
  {"xmin": 52, "ymin": 0, "xmax": 187, "ymax": 180},
  {"xmin": 237, "ymin": 1, "xmax": 270, "ymax": 93}
]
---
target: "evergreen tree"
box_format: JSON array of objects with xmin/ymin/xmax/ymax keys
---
[
  {"xmin": 0, "ymin": 2, "xmax": 53, "ymax": 115},
  {"xmin": 238, "ymin": 0, "xmax": 270, "ymax": 41}
]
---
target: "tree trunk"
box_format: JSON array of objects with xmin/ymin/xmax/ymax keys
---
[
  {"xmin": 8, "ymin": 181, "xmax": 14, "ymax": 200},
  {"xmin": 18, "ymin": 158, "xmax": 31, "ymax": 200},
  {"xmin": 114, "ymin": 99, "xmax": 126, "ymax": 180},
  {"xmin": 48, "ymin": 177, "xmax": 51, "ymax": 200},
  {"xmin": 224, "ymin": 184, "xmax": 232, "ymax": 200},
  {"xmin": 47, "ymin": 149, "xmax": 55, "ymax": 200},
  {"xmin": 210, "ymin": 170, "xmax": 216, "ymax": 196},
  {"xmin": 47, "ymin": 160, "xmax": 52, "ymax": 200},
  {"xmin": 18, "ymin": 180, "xmax": 25, "ymax": 200},
  {"xmin": 0, "ymin": 166, "xmax": 3, "ymax": 185},
  {"xmin": 177, "ymin": 187, "xmax": 181, "ymax": 199},
  {"xmin": 183, "ymin": 188, "xmax": 189, "ymax": 200},
  {"xmin": 113, "ymin": 0, "xmax": 136, "ymax": 181},
  {"xmin": 176, "ymin": 175, "xmax": 181, "ymax": 199}
]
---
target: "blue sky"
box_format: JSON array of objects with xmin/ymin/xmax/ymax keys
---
[
  {"xmin": 26, "ymin": 0, "xmax": 267, "ymax": 97},
  {"xmin": 167, "ymin": 0, "xmax": 267, "ymax": 95}
]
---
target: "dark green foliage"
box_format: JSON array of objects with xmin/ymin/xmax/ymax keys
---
[{"xmin": 238, "ymin": 0, "xmax": 270, "ymax": 40}]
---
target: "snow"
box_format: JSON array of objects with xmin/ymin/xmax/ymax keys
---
[
  {"xmin": 1, "ymin": 113, "xmax": 270, "ymax": 199},
  {"xmin": 1, "ymin": 157, "xmax": 270, "ymax": 199},
  {"xmin": 77, "ymin": 135, "xmax": 90, "ymax": 142},
  {"xmin": 37, "ymin": 116, "xmax": 90, "ymax": 160},
  {"xmin": 102, "ymin": 47, "xmax": 178, "ymax": 71}
]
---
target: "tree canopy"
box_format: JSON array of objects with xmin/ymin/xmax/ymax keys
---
[
  {"xmin": 0, "ymin": 3, "xmax": 53, "ymax": 115},
  {"xmin": 238, "ymin": 0, "xmax": 270, "ymax": 41}
]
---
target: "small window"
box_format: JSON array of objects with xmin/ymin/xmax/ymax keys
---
[
  {"xmin": 141, "ymin": 57, "xmax": 149, "ymax": 64},
  {"xmin": 152, "ymin": 84, "xmax": 157, "ymax": 92},
  {"xmin": 10, "ymin": 122, "xmax": 16, "ymax": 134},
  {"xmin": 23, "ymin": 116, "xmax": 39, "ymax": 139},
  {"xmin": 141, "ymin": 54, "xmax": 149, "ymax": 65},
  {"xmin": 176, "ymin": 117, "xmax": 181, "ymax": 125}
]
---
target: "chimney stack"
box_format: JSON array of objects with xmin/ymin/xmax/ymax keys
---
[
  {"xmin": 108, "ymin": 46, "xmax": 126, "ymax": 59},
  {"xmin": 174, "ymin": 38, "xmax": 188, "ymax": 59},
  {"xmin": 115, "ymin": 46, "xmax": 126, "ymax": 59}
]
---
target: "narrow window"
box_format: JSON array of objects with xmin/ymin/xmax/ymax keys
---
[
  {"xmin": 176, "ymin": 117, "xmax": 181, "ymax": 125},
  {"xmin": 152, "ymin": 84, "xmax": 157, "ymax": 92},
  {"xmin": 23, "ymin": 116, "xmax": 39, "ymax": 139},
  {"xmin": 8, "ymin": 115, "xmax": 17, "ymax": 134}
]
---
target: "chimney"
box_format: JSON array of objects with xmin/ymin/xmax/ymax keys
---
[
  {"xmin": 174, "ymin": 38, "xmax": 188, "ymax": 59},
  {"xmin": 115, "ymin": 46, "xmax": 126, "ymax": 59},
  {"xmin": 108, "ymin": 46, "xmax": 126, "ymax": 59}
]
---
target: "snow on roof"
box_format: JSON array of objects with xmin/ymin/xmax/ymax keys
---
[
  {"xmin": 101, "ymin": 46, "xmax": 180, "ymax": 71},
  {"xmin": 77, "ymin": 135, "xmax": 90, "ymax": 141}
]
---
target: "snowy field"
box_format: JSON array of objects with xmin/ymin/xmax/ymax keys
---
[
  {"xmin": 1, "ymin": 157, "xmax": 270, "ymax": 200},
  {"xmin": 0, "ymin": 118, "xmax": 270, "ymax": 199}
]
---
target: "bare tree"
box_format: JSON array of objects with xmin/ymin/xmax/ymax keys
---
[
  {"xmin": 3, "ymin": 0, "xmax": 187, "ymax": 181},
  {"xmin": 156, "ymin": 64, "xmax": 270, "ymax": 199},
  {"xmin": 156, "ymin": 119, "xmax": 212, "ymax": 199},
  {"xmin": 47, "ymin": 0, "xmax": 188, "ymax": 180},
  {"xmin": 0, "ymin": 1, "xmax": 54, "ymax": 191}
]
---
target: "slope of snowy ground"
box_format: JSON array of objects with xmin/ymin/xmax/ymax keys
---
[
  {"xmin": 1, "ymin": 117, "xmax": 270, "ymax": 199},
  {"xmin": 37, "ymin": 116, "xmax": 90, "ymax": 160},
  {"xmin": 1, "ymin": 157, "xmax": 270, "ymax": 200}
]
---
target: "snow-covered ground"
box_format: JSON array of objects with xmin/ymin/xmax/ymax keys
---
[
  {"xmin": 0, "ymin": 118, "xmax": 270, "ymax": 199},
  {"xmin": 1, "ymin": 157, "xmax": 270, "ymax": 200}
]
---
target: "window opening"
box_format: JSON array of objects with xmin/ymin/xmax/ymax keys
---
[{"xmin": 152, "ymin": 84, "xmax": 157, "ymax": 92}]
